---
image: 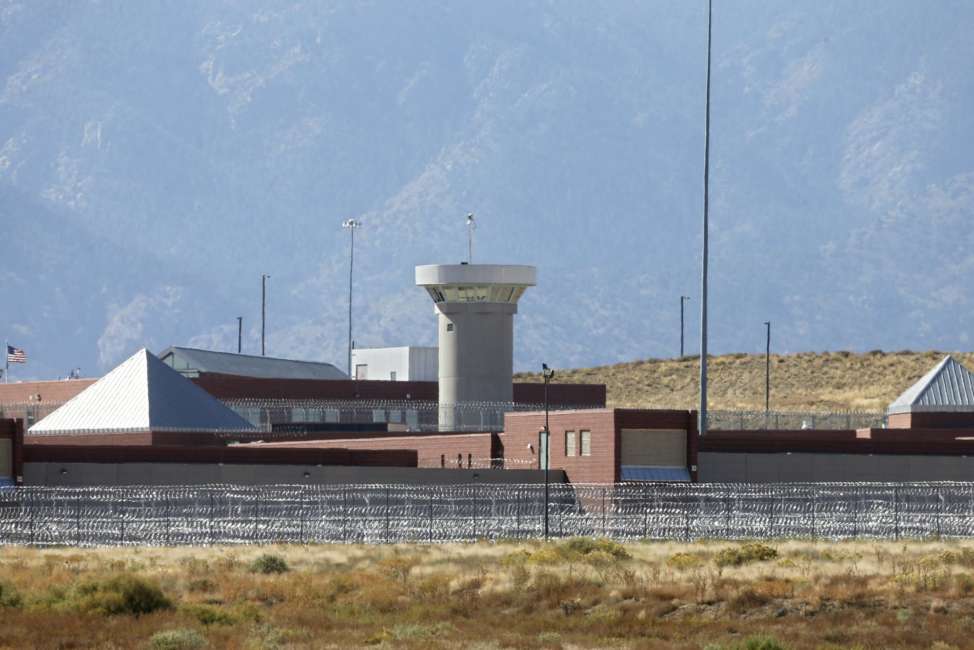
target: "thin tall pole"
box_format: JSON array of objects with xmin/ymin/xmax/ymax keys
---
[
  {"xmin": 261, "ymin": 274, "xmax": 269, "ymax": 356},
  {"xmin": 466, "ymin": 213, "xmax": 475, "ymax": 263},
  {"xmin": 699, "ymin": 0, "xmax": 713, "ymax": 438},
  {"xmin": 343, "ymin": 219, "xmax": 361, "ymax": 376},
  {"xmin": 765, "ymin": 321, "xmax": 771, "ymax": 413},
  {"xmin": 680, "ymin": 296, "xmax": 690, "ymax": 358},
  {"xmin": 542, "ymin": 365, "xmax": 552, "ymax": 541},
  {"xmin": 237, "ymin": 317, "xmax": 243, "ymax": 354},
  {"xmin": 3, "ymin": 339, "xmax": 7, "ymax": 384}
]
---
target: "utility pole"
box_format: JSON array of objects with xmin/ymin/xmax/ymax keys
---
[
  {"xmin": 237, "ymin": 317, "xmax": 243, "ymax": 354},
  {"xmin": 680, "ymin": 296, "xmax": 690, "ymax": 358},
  {"xmin": 342, "ymin": 219, "xmax": 362, "ymax": 376},
  {"xmin": 542, "ymin": 363, "xmax": 554, "ymax": 542},
  {"xmin": 765, "ymin": 321, "xmax": 771, "ymax": 413},
  {"xmin": 699, "ymin": 0, "xmax": 713, "ymax": 438},
  {"xmin": 261, "ymin": 274, "xmax": 269, "ymax": 356},
  {"xmin": 466, "ymin": 213, "xmax": 475, "ymax": 263}
]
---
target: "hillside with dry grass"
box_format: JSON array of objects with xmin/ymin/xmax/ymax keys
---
[{"xmin": 517, "ymin": 351, "xmax": 974, "ymax": 412}]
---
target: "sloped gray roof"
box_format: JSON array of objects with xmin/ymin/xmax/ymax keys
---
[
  {"xmin": 29, "ymin": 348, "xmax": 256, "ymax": 434},
  {"xmin": 888, "ymin": 355, "xmax": 974, "ymax": 415},
  {"xmin": 158, "ymin": 346, "xmax": 348, "ymax": 380}
]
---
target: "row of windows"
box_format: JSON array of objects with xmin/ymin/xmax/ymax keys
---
[
  {"xmin": 564, "ymin": 430, "xmax": 591, "ymax": 457},
  {"xmin": 441, "ymin": 453, "xmax": 474, "ymax": 468}
]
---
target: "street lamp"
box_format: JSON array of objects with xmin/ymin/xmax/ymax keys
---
[
  {"xmin": 680, "ymin": 296, "xmax": 690, "ymax": 358},
  {"xmin": 542, "ymin": 362, "xmax": 555, "ymax": 541},
  {"xmin": 342, "ymin": 219, "xmax": 362, "ymax": 377},
  {"xmin": 237, "ymin": 316, "xmax": 243, "ymax": 354},
  {"xmin": 466, "ymin": 213, "xmax": 476, "ymax": 263}
]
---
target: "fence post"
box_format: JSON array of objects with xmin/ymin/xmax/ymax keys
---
[
  {"xmin": 428, "ymin": 488, "xmax": 434, "ymax": 543},
  {"xmin": 165, "ymin": 493, "xmax": 171, "ymax": 546},
  {"xmin": 208, "ymin": 492, "xmax": 214, "ymax": 546},
  {"xmin": 894, "ymin": 485, "xmax": 900, "ymax": 540},
  {"xmin": 684, "ymin": 488, "xmax": 691, "ymax": 542},
  {"xmin": 601, "ymin": 487, "xmax": 607, "ymax": 538},
  {"xmin": 472, "ymin": 486, "xmax": 478, "ymax": 541},
  {"xmin": 298, "ymin": 490, "xmax": 305, "ymax": 545},
  {"xmin": 342, "ymin": 488, "xmax": 348, "ymax": 543},
  {"xmin": 937, "ymin": 486, "xmax": 943, "ymax": 538},
  {"xmin": 119, "ymin": 498, "xmax": 125, "ymax": 546},
  {"xmin": 515, "ymin": 489, "xmax": 521, "ymax": 539},
  {"xmin": 253, "ymin": 491, "xmax": 260, "ymax": 544},
  {"xmin": 75, "ymin": 493, "xmax": 81, "ymax": 546},
  {"xmin": 384, "ymin": 487, "xmax": 391, "ymax": 544},
  {"xmin": 28, "ymin": 491, "xmax": 35, "ymax": 547}
]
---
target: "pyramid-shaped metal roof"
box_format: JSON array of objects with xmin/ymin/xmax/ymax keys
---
[
  {"xmin": 29, "ymin": 348, "xmax": 256, "ymax": 435},
  {"xmin": 888, "ymin": 355, "xmax": 974, "ymax": 415}
]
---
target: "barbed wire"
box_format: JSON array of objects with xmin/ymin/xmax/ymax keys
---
[{"xmin": 1, "ymin": 482, "xmax": 970, "ymax": 546}]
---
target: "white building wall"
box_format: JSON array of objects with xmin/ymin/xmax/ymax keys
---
[{"xmin": 351, "ymin": 347, "xmax": 438, "ymax": 381}]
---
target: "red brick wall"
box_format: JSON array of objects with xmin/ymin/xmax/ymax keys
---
[
  {"xmin": 23, "ymin": 444, "xmax": 416, "ymax": 467},
  {"xmin": 501, "ymin": 410, "xmax": 618, "ymax": 483},
  {"xmin": 0, "ymin": 380, "xmax": 95, "ymax": 405},
  {"xmin": 888, "ymin": 412, "xmax": 974, "ymax": 429},
  {"xmin": 257, "ymin": 432, "xmax": 495, "ymax": 469}
]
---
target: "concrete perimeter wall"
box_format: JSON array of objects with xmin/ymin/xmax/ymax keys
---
[
  {"xmin": 699, "ymin": 452, "xmax": 974, "ymax": 482},
  {"xmin": 24, "ymin": 462, "xmax": 566, "ymax": 487}
]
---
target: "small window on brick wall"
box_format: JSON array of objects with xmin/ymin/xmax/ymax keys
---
[
  {"xmin": 565, "ymin": 430, "xmax": 576, "ymax": 456},
  {"xmin": 580, "ymin": 430, "xmax": 592, "ymax": 457}
]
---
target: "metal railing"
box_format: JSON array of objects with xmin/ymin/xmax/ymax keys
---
[{"xmin": 2, "ymin": 482, "xmax": 972, "ymax": 546}]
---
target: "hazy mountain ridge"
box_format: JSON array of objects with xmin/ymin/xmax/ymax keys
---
[{"xmin": 0, "ymin": 1, "xmax": 972, "ymax": 378}]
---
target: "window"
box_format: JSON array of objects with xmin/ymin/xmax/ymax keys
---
[
  {"xmin": 565, "ymin": 430, "xmax": 576, "ymax": 457},
  {"xmin": 580, "ymin": 430, "xmax": 592, "ymax": 457},
  {"xmin": 467, "ymin": 453, "xmax": 472, "ymax": 468},
  {"xmin": 446, "ymin": 323, "xmax": 454, "ymax": 332},
  {"xmin": 389, "ymin": 371, "xmax": 397, "ymax": 381},
  {"xmin": 457, "ymin": 453, "xmax": 463, "ymax": 468},
  {"xmin": 440, "ymin": 454, "xmax": 445, "ymax": 468}
]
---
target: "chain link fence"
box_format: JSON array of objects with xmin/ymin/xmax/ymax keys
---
[
  {"xmin": 2, "ymin": 482, "xmax": 973, "ymax": 547},
  {"xmin": 708, "ymin": 410, "xmax": 885, "ymax": 430}
]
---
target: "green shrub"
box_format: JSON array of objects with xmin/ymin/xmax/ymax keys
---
[
  {"xmin": 737, "ymin": 637, "xmax": 787, "ymax": 650},
  {"xmin": 249, "ymin": 554, "xmax": 289, "ymax": 575},
  {"xmin": 0, "ymin": 581, "xmax": 22, "ymax": 608},
  {"xmin": 560, "ymin": 537, "xmax": 631, "ymax": 560},
  {"xmin": 183, "ymin": 603, "xmax": 236, "ymax": 626},
  {"xmin": 148, "ymin": 628, "xmax": 207, "ymax": 650},
  {"xmin": 75, "ymin": 574, "xmax": 171, "ymax": 616},
  {"xmin": 667, "ymin": 552, "xmax": 704, "ymax": 571},
  {"xmin": 715, "ymin": 543, "xmax": 778, "ymax": 567}
]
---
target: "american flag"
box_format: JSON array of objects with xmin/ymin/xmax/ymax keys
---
[{"xmin": 6, "ymin": 345, "xmax": 26, "ymax": 364}]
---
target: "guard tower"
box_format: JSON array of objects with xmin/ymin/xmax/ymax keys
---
[{"xmin": 416, "ymin": 264, "xmax": 537, "ymax": 430}]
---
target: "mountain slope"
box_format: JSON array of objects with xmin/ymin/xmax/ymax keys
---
[{"xmin": 1, "ymin": 1, "xmax": 972, "ymax": 377}]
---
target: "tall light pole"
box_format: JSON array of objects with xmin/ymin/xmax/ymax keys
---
[
  {"xmin": 699, "ymin": 0, "xmax": 713, "ymax": 438},
  {"xmin": 680, "ymin": 296, "xmax": 690, "ymax": 358},
  {"xmin": 542, "ymin": 363, "xmax": 555, "ymax": 541},
  {"xmin": 466, "ymin": 213, "xmax": 475, "ymax": 263},
  {"xmin": 764, "ymin": 321, "xmax": 771, "ymax": 413},
  {"xmin": 343, "ymin": 218, "xmax": 362, "ymax": 377},
  {"xmin": 237, "ymin": 316, "xmax": 243, "ymax": 354},
  {"xmin": 261, "ymin": 274, "xmax": 270, "ymax": 356}
]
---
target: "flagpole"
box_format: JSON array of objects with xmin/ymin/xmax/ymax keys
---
[{"xmin": 3, "ymin": 339, "xmax": 8, "ymax": 384}]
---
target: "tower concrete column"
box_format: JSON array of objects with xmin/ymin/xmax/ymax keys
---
[{"xmin": 416, "ymin": 264, "xmax": 536, "ymax": 430}]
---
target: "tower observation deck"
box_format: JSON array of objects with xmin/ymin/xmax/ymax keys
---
[{"xmin": 415, "ymin": 264, "xmax": 536, "ymax": 430}]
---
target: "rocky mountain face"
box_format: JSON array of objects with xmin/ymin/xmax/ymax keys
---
[{"xmin": 1, "ymin": 1, "xmax": 972, "ymax": 379}]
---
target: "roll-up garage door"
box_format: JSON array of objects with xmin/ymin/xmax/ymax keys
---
[{"xmin": 620, "ymin": 429, "xmax": 689, "ymax": 481}]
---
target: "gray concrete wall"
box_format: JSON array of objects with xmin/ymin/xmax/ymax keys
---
[
  {"xmin": 24, "ymin": 462, "xmax": 565, "ymax": 487},
  {"xmin": 699, "ymin": 452, "xmax": 974, "ymax": 482}
]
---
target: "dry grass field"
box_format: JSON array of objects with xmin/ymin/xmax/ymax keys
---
[
  {"xmin": 3, "ymin": 539, "xmax": 974, "ymax": 649},
  {"xmin": 516, "ymin": 351, "xmax": 974, "ymax": 412}
]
